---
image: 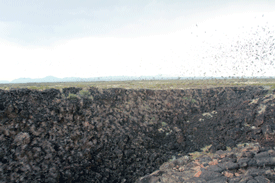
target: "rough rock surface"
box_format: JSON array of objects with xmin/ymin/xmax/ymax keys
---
[
  {"xmin": 0, "ymin": 86, "xmax": 274, "ymax": 182},
  {"xmin": 136, "ymin": 143, "xmax": 275, "ymax": 183}
]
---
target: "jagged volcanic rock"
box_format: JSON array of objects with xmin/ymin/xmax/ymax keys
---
[
  {"xmin": 136, "ymin": 142, "xmax": 275, "ymax": 183},
  {"xmin": 0, "ymin": 86, "xmax": 274, "ymax": 182}
]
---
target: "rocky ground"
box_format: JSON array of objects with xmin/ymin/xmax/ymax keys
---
[
  {"xmin": 136, "ymin": 142, "xmax": 275, "ymax": 183},
  {"xmin": 0, "ymin": 86, "xmax": 274, "ymax": 182}
]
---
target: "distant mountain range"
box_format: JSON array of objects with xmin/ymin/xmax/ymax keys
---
[
  {"xmin": 0, "ymin": 75, "xmax": 193, "ymax": 84},
  {"xmin": 0, "ymin": 75, "xmax": 273, "ymax": 84}
]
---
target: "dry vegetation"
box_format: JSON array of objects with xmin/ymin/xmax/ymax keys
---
[{"xmin": 0, "ymin": 78, "xmax": 275, "ymax": 91}]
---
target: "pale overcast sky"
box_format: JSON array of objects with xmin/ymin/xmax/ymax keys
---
[{"xmin": 0, "ymin": 0, "xmax": 275, "ymax": 82}]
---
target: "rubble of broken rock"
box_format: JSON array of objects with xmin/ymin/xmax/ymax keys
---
[
  {"xmin": 0, "ymin": 86, "xmax": 274, "ymax": 182},
  {"xmin": 136, "ymin": 142, "xmax": 275, "ymax": 183}
]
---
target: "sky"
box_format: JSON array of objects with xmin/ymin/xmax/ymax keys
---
[{"xmin": 0, "ymin": 0, "xmax": 275, "ymax": 82}]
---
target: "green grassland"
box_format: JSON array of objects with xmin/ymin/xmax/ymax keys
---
[{"xmin": 0, "ymin": 78, "xmax": 275, "ymax": 92}]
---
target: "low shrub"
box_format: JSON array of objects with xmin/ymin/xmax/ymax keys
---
[
  {"xmin": 67, "ymin": 93, "xmax": 78, "ymax": 100},
  {"xmin": 78, "ymin": 89, "xmax": 91, "ymax": 98}
]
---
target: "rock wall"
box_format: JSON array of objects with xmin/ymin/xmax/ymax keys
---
[{"xmin": 0, "ymin": 86, "xmax": 274, "ymax": 182}]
